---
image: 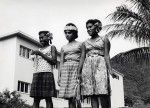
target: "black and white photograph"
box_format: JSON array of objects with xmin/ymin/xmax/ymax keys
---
[{"xmin": 0, "ymin": 0, "xmax": 150, "ymax": 108}]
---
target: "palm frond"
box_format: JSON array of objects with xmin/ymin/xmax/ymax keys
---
[
  {"xmin": 129, "ymin": 0, "xmax": 150, "ymax": 14},
  {"xmin": 105, "ymin": 1, "xmax": 150, "ymax": 45},
  {"xmin": 104, "ymin": 21, "xmax": 150, "ymax": 45},
  {"xmin": 129, "ymin": 0, "xmax": 150, "ymax": 27},
  {"xmin": 107, "ymin": 5, "xmax": 143, "ymax": 23}
]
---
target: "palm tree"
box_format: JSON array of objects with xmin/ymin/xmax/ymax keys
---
[
  {"xmin": 103, "ymin": 0, "xmax": 150, "ymax": 62},
  {"xmin": 104, "ymin": 0, "xmax": 150, "ymax": 105},
  {"xmin": 105, "ymin": 0, "xmax": 150, "ymax": 45}
]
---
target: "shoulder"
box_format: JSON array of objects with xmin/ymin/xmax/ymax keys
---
[
  {"xmin": 50, "ymin": 45, "xmax": 56, "ymax": 49},
  {"xmin": 61, "ymin": 44, "xmax": 67, "ymax": 49},
  {"xmin": 50, "ymin": 46, "xmax": 57, "ymax": 54},
  {"xmin": 46, "ymin": 45, "xmax": 57, "ymax": 53},
  {"xmin": 99, "ymin": 36, "xmax": 110, "ymax": 43},
  {"xmin": 103, "ymin": 36, "xmax": 111, "ymax": 50},
  {"xmin": 76, "ymin": 41, "xmax": 82, "ymax": 46},
  {"xmin": 104, "ymin": 36, "xmax": 110, "ymax": 44},
  {"xmin": 76, "ymin": 41, "xmax": 82, "ymax": 44},
  {"xmin": 82, "ymin": 39, "xmax": 89, "ymax": 44},
  {"xmin": 61, "ymin": 45, "xmax": 67, "ymax": 52},
  {"xmin": 97, "ymin": 36, "xmax": 104, "ymax": 41}
]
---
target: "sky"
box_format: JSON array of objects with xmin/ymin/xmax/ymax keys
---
[{"xmin": 0, "ymin": 0, "xmax": 139, "ymax": 58}]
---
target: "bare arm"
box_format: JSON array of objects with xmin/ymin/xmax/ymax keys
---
[
  {"xmin": 58, "ymin": 48, "xmax": 64, "ymax": 85},
  {"xmin": 104, "ymin": 37, "xmax": 112, "ymax": 73},
  {"xmin": 33, "ymin": 45, "xmax": 57, "ymax": 65},
  {"xmin": 77, "ymin": 43, "xmax": 86, "ymax": 79},
  {"xmin": 50, "ymin": 45, "xmax": 57, "ymax": 65}
]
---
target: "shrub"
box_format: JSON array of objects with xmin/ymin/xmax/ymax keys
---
[{"xmin": 0, "ymin": 89, "xmax": 31, "ymax": 108}]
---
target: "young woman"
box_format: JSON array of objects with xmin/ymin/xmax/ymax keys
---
[
  {"xmin": 58, "ymin": 23, "xmax": 85, "ymax": 108},
  {"xmin": 30, "ymin": 31, "xmax": 57, "ymax": 108},
  {"xmin": 81, "ymin": 19, "xmax": 112, "ymax": 108}
]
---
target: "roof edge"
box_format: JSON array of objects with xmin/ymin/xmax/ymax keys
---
[
  {"xmin": 0, "ymin": 31, "xmax": 42, "ymax": 47},
  {"xmin": 112, "ymin": 68, "xmax": 124, "ymax": 77}
]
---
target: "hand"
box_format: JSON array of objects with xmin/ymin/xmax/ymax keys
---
[
  {"xmin": 108, "ymin": 68, "xmax": 114, "ymax": 76},
  {"xmin": 57, "ymin": 78, "xmax": 61, "ymax": 86},
  {"xmin": 108, "ymin": 69, "xmax": 113, "ymax": 74},
  {"xmin": 77, "ymin": 74, "xmax": 82, "ymax": 83}
]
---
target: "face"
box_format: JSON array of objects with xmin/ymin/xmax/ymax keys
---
[
  {"xmin": 39, "ymin": 33, "xmax": 49, "ymax": 46},
  {"xmin": 86, "ymin": 23, "xmax": 97, "ymax": 36},
  {"xmin": 64, "ymin": 30, "xmax": 74, "ymax": 42}
]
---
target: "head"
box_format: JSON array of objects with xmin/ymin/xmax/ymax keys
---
[
  {"xmin": 86, "ymin": 19, "xmax": 102, "ymax": 36},
  {"xmin": 64, "ymin": 23, "xmax": 78, "ymax": 42},
  {"xmin": 39, "ymin": 31, "xmax": 53, "ymax": 47}
]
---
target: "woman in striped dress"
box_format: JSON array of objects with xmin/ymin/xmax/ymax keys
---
[
  {"xmin": 58, "ymin": 23, "xmax": 85, "ymax": 108},
  {"xmin": 81, "ymin": 19, "xmax": 112, "ymax": 108}
]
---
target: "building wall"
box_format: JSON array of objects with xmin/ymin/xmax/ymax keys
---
[
  {"xmin": 0, "ymin": 37, "xmax": 16, "ymax": 91},
  {"xmin": 110, "ymin": 70, "xmax": 124, "ymax": 108},
  {"xmin": 14, "ymin": 37, "xmax": 39, "ymax": 90},
  {"xmin": 13, "ymin": 37, "xmax": 39, "ymax": 105}
]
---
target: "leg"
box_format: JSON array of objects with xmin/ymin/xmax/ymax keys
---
[
  {"xmin": 69, "ymin": 98, "xmax": 76, "ymax": 108},
  {"xmin": 91, "ymin": 95, "xmax": 99, "ymax": 108},
  {"xmin": 45, "ymin": 98, "xmax": 53, "ymax": 108},
  {"xmin": 76, "ymin": 100, "xmax": 81, "ymax": 108},
  {"xmin": 99, "ymin": 95, "xmax": 111, "ymax": 108},
  {"xmin": 33, "ymin": 98, "xmax": 40, "ymax": 108}
]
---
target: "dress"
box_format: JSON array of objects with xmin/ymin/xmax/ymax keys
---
[
  {"xmin": 81, "ymin": 36, "xmax": 110, "ymax": 96},
  {"xmin": 30, "ymin": 45, "xmax": 56, "ymax": 98},
  {"xmin": 59, "ymin": 41, "xmax": 82, "ymax": 99}
]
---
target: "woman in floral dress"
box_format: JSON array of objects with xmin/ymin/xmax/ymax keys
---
[{"xmin": 81, "ymin": 19, "xmax": 112, "ymax": 108}]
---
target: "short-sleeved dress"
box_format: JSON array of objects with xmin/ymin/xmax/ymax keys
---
[
  {"xmin": 81, "ymin": 36, "xmax": 110, "ymax": 96},
  {"xmin": 30, "ymin": 45, "xmax": 56, "ymax": 98},
  {"xmin": 59, "ymin": 41, "xmax": 82, "ymax": 99}
]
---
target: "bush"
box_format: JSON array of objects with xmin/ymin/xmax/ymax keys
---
[{"xmin": 0, "ymin": 89, "xmax": 31, "ymax": 108}]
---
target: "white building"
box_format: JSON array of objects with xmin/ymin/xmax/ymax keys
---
[
  {"xmin": 0, "ymin": 31, "xmax": 124, "ymax": 108},
  {"xmin": 110, "ymin": 69, "xmax": 124, "ymax": 108}
]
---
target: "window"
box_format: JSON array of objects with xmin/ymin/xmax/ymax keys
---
[
  {"xmin": 19, "ymin": 45, "xmax": 32, "ymax": 59},
  {"xmin": 17, "ymin": 81, "xmax": 30, "ymax": 93}
]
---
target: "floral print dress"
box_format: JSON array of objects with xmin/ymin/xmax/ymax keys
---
[{"xmin": 81, "ymin": 36, "xmax": 110, "ymax": 96}]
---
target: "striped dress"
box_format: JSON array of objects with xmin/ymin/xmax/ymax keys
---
[
  {"xmin": 81, "ymin": 36, "xmax": 110, "ymax": 96},
  {"xmin": 59, "ymin": 41, "xmax": 82, "ymax": 99}
]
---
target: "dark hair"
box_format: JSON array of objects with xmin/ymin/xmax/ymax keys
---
[
  {"xmin": 39, "ymin": 31, "xmax": 49, "ymax": 35},
  {"xmin": 39, "ymin": 31, "xmax": 53, "ymax": 44},
  {"xmin": 86, "ymin": 19, "xmax": 102, "ymax": 32},
  {"xmin": 64, "ymin": 23, "xmax": 78, "ymax": 39}
]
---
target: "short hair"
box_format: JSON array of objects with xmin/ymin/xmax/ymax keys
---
[
  {"xmin": 64, "ymin": 23, "xmax": 78, "ymax": 39},
  {"xmin": 39, "ymin": 31, "xmax": 53, "ymax": 44},
  {"xmin": 86, "ymin": 19, "xmax": 102, "ymax": 31},
  {"xmin": 39, "ymin": 31, "xmax": 50, "ymax": 36}
]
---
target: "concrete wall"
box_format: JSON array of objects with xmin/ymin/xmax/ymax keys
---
[
  {"xmin": 0, "ymin": 37, "xmax": 16, "ymax": 91},
  {"xmin": 14, "ymin": 37, "xmax": 39, "ymax": 90},
  {"xmin": 110, "ymin": 70, "xmax": 124, "ymax": 108}
]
